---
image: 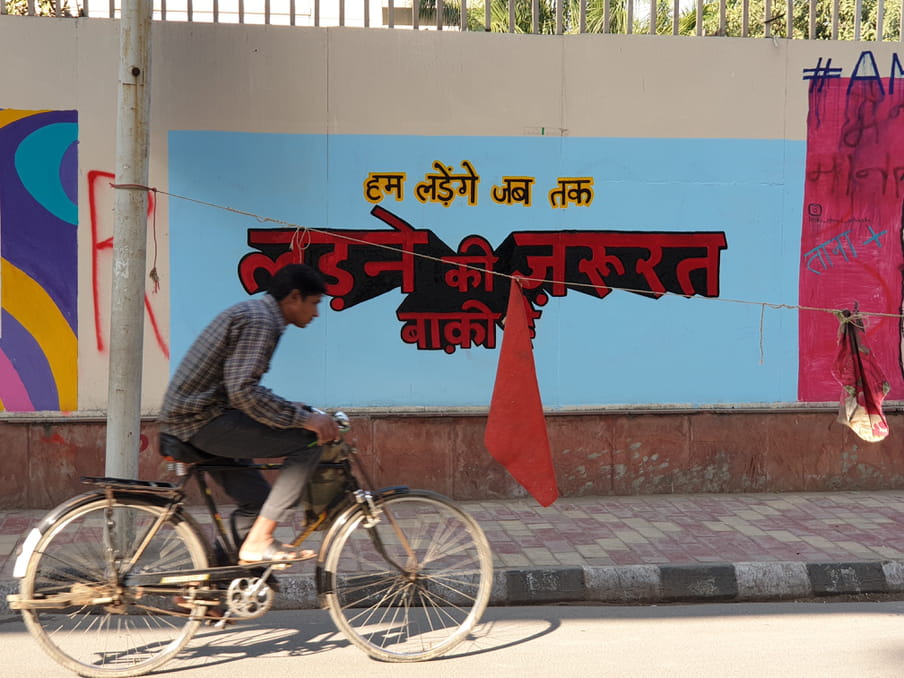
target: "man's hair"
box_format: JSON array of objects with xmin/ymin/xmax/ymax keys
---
[{"xmin": 266, "ymin": 264, "xmax": 327, "ymax": 301}]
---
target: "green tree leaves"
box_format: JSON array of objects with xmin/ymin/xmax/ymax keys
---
[
  {"xmin": 418, "ymin": 0, "xmax": 902, "ymax": 37},
  {"xmin": 4, "ymin": 0, "xmax": 81, "ymax": 16}
]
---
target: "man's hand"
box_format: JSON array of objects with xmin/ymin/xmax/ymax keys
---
[{"xmin": 303, "ymin": 411, "xmax": 341, "ymax": 445}]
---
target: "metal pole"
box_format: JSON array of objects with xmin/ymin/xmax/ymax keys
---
[{"xmin": 106, "ymin": 0, "xmax": 153, "ymax": 479}]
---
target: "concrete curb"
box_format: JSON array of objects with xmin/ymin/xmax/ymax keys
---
[
  {"xmin": 4, "ymin": 560, "xmax": 903, "ymax": 618},
  {"xmin": 0, "ymin": 577, "xmax": 18, "ymax": 618},
  {"xmin": 508, "ymin": 561, "xmax": 904, "ymax": 604}
]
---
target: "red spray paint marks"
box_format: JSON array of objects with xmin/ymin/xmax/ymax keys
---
[{"xmin": 88, "ymin": 170, "xmax": 168, "ymax": 358}]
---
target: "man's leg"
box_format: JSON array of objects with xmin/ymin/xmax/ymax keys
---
[
  {"xmin": 254, "ymin": 442, "xmax": 322, "ymax": 522},
  {"xmin": 189, "ymin": 410, "xmax": 322, "ymax": 557},
  {"xmin": 202, "ymin": 461, "xmax": 271, "ymax": 550}
]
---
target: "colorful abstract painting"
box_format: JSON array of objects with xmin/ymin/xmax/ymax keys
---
[
  {"xmin": 0, "ymin": 109, "xmax": 78, "ymax": 411},
  {"xmin": 799, "ymin": 74, "xmax": 904, "ymax": 401}
]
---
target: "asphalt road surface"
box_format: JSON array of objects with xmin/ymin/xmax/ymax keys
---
[{"xmin": 3, "ymin": 602, "xmax": 904, "ymax": 677}]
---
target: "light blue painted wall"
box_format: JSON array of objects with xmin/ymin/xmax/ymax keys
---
[{"xmin": 169, "ymin": 132, "xmax": 805, "ymax": 409}]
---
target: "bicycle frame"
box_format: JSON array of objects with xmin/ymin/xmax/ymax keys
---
[
  {"xmin": 116, "ymin": 457, "xmax": 377, "ymax": 586},
  {"xmin": 9, "ymin": 449, "xmax": 418, "ymax": 613}
]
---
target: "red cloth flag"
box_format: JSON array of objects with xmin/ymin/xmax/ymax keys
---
[
  {"xmin": 484, "ymin": 278, "xmax": 558, "ymax": 506},
  {"xmin": 831, "ymin": 311, "xmax": 890, "ymax": 443}
]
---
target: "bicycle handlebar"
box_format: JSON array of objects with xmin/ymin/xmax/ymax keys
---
[
  {"xmin": 334, "ymin": 411, "xmax": 350, "ymax": 433},
  {"xmin": 309, "ymin": 408, "xmax": 351, "ymax": 434}
]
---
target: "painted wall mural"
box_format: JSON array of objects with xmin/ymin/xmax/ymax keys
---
[
  {"xmin": 0, "ymin": 109, "xmax": 78, "ymax": 412},
  {"xmin": 800, "ymin": 51, "xmax": 904, "ymax": 401},
  {"xmin": 170, "ymin": 133, "xmax": 799, "ymax": 409},
  {"xmin": 8, "ymin": 44, "xmax": 904, "ymax": 414},
  {"xmin": 238, "ymin": 205, "xmax": 728, "ymax": 354}
]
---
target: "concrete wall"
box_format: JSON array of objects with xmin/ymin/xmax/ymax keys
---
[
  {"xmin": 2, "ymin": 410, "xmax": 904, "ymax": 508},
  {"xmin": 2, "ymin": 17, "xmax": 904, "ymax": 505}
]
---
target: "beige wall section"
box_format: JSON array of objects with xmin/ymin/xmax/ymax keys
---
[
  {"xmin": 156, "ymin": 23, "xmax": 330, "ymax": 134},
  {"xmin": 564, "ymin": 35, "xmax": 795, "ymax": 139},
  {"xmin": 77, "ymin": 21, "xmax": 127, "ymax": 412},
  {"xmin": 1, "ymin": 17, "xmax": 900, "ymax": 413},
  {"xmin": 2, "ymin": 19, "xmax": 80, "ymax": 108},
  {"xmin": 327, "ymin": 30, "xmax": 567, "ymax": 136}
]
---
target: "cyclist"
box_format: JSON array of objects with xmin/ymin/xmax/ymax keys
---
[{"xmin": 158, "ymin": 263, "xmax": 340, "ymax": 565}]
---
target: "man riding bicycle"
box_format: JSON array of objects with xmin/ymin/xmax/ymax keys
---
[{"xmin": 158, "ymin": 263, "xmax": 339, "ymax": 565}]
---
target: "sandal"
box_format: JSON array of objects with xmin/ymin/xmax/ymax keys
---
[{"xmin": 238, "ymin": 540, "xmax": 316, "ymax": 567}]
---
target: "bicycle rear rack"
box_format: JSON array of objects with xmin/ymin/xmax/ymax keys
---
[{"xmin": 81, "ymin": 476, "xmax": 181, "ymax": 493}]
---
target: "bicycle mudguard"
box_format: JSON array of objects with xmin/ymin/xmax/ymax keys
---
[
  {"xmin": 314, "ymin": 486, "xmax": 411, "ymax": 597},
  {"xmin": 319, "ymin": 486, "xmax": 410, "ymax": 547},
  {"xmin": 80, "ymin": 476, "xmax": 181, "ymax": 493},
  {"xmin": 11, "ymin": 490, "xmax": 189, "ymax": 579}
]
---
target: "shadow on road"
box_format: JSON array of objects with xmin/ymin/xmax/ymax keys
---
[{"xmin": 132, "ymin": 608, "xmax": 560, "ymax": 674}]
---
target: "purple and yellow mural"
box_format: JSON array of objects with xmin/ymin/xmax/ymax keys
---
[{"xmin": 0, "ymin": 109, "xmax": 78, "ymax": 412}]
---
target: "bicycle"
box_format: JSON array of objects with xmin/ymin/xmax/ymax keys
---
[{"xmin": 7, "ymin": 412, "xmax": 494, "ymax": 677}]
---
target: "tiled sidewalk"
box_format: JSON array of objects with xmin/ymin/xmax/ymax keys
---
[
  {"xmin": 467, "ymin": 492, "xmax": 904, "ymax": 568},
  {"xmin": 3, "ymin": 491, "xmax": 904, "ymax": 607}
]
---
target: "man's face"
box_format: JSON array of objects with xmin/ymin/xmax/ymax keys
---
[{"xmin": 282, "ymin": 290, "xmax": 322, "ymax": 328}]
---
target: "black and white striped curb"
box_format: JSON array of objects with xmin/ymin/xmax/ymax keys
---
[
  {"xmin": 271, "ymin": 560, "xmax": 904, "ymax": 607},
  {"xmin": 503, "ymin": 561, "xmax": 904, "ymax": 605},
  {"xmin": 5, "ymin": 560, "xmax": 901, "ymax": 617}
]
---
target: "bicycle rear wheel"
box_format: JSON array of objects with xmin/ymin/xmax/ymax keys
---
[
  {"xmin": 321, "ymin": 490, "xmax": 493, "ymax": 661},
  {"xmin": 19, "ymin": 495, "xmax": 209, "ymax": 678}
]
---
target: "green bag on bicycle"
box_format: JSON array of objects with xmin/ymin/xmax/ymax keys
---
[{"xmin": 301, "ymin": 440, "xmax": 351, "ymax": 516}]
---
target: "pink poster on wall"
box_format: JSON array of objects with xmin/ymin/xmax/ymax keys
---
[{"xmin": 799, "ymin": 72, "xmax": 904, "ymax": 402}]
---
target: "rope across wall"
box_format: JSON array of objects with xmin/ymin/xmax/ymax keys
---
[{"xmin": 113, "ymin": 181, "xmax": 904, "ymax": 331}]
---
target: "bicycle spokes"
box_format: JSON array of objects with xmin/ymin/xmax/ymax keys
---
[{"xmin": 322, "ymin": 492, "xmax": 492, "ymax": 662}]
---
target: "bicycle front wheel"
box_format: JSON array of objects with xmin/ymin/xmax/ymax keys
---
[
  {"xmin": 322, "ymin": 490, "xmax": 493, "ymax": 662},
  {"xmin": 19, "ymin": 495, "xmax": 209, "ymax": 678}
]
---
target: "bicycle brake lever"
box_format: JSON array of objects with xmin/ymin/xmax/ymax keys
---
[
  {"xmin": 304, "ymin": 407, "xmax": 350, "ymax": 436},
  {"xmin": 334, "ymin": 411, "xmax": 350, "ymax": 433}
]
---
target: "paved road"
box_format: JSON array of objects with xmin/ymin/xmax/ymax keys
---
[{"xmin": 4, "ymin": 603, "xmax": 904, "ymax": 678}]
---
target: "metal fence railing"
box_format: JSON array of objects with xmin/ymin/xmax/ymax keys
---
[{"xmin": 2, "ymin": 0, "xmax": 902, "ymax": 40}]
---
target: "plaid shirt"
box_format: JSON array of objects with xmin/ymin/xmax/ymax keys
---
[{"xmin": 159, "ymin": 294, "xmax": 310, "ymax": 440}]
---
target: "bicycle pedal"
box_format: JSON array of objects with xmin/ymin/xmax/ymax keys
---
[
  {"xmin": 249, "ymin": 569, "xmax": 281, "ymax": 592},
  {"xmin": 238, "ymin": 550, "xmax": 315, "ymax": 570}
]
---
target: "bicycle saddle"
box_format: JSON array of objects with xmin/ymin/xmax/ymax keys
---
[{"xmin": 159, "ymin": 433, "xmax": 216, "ymax": 463}]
